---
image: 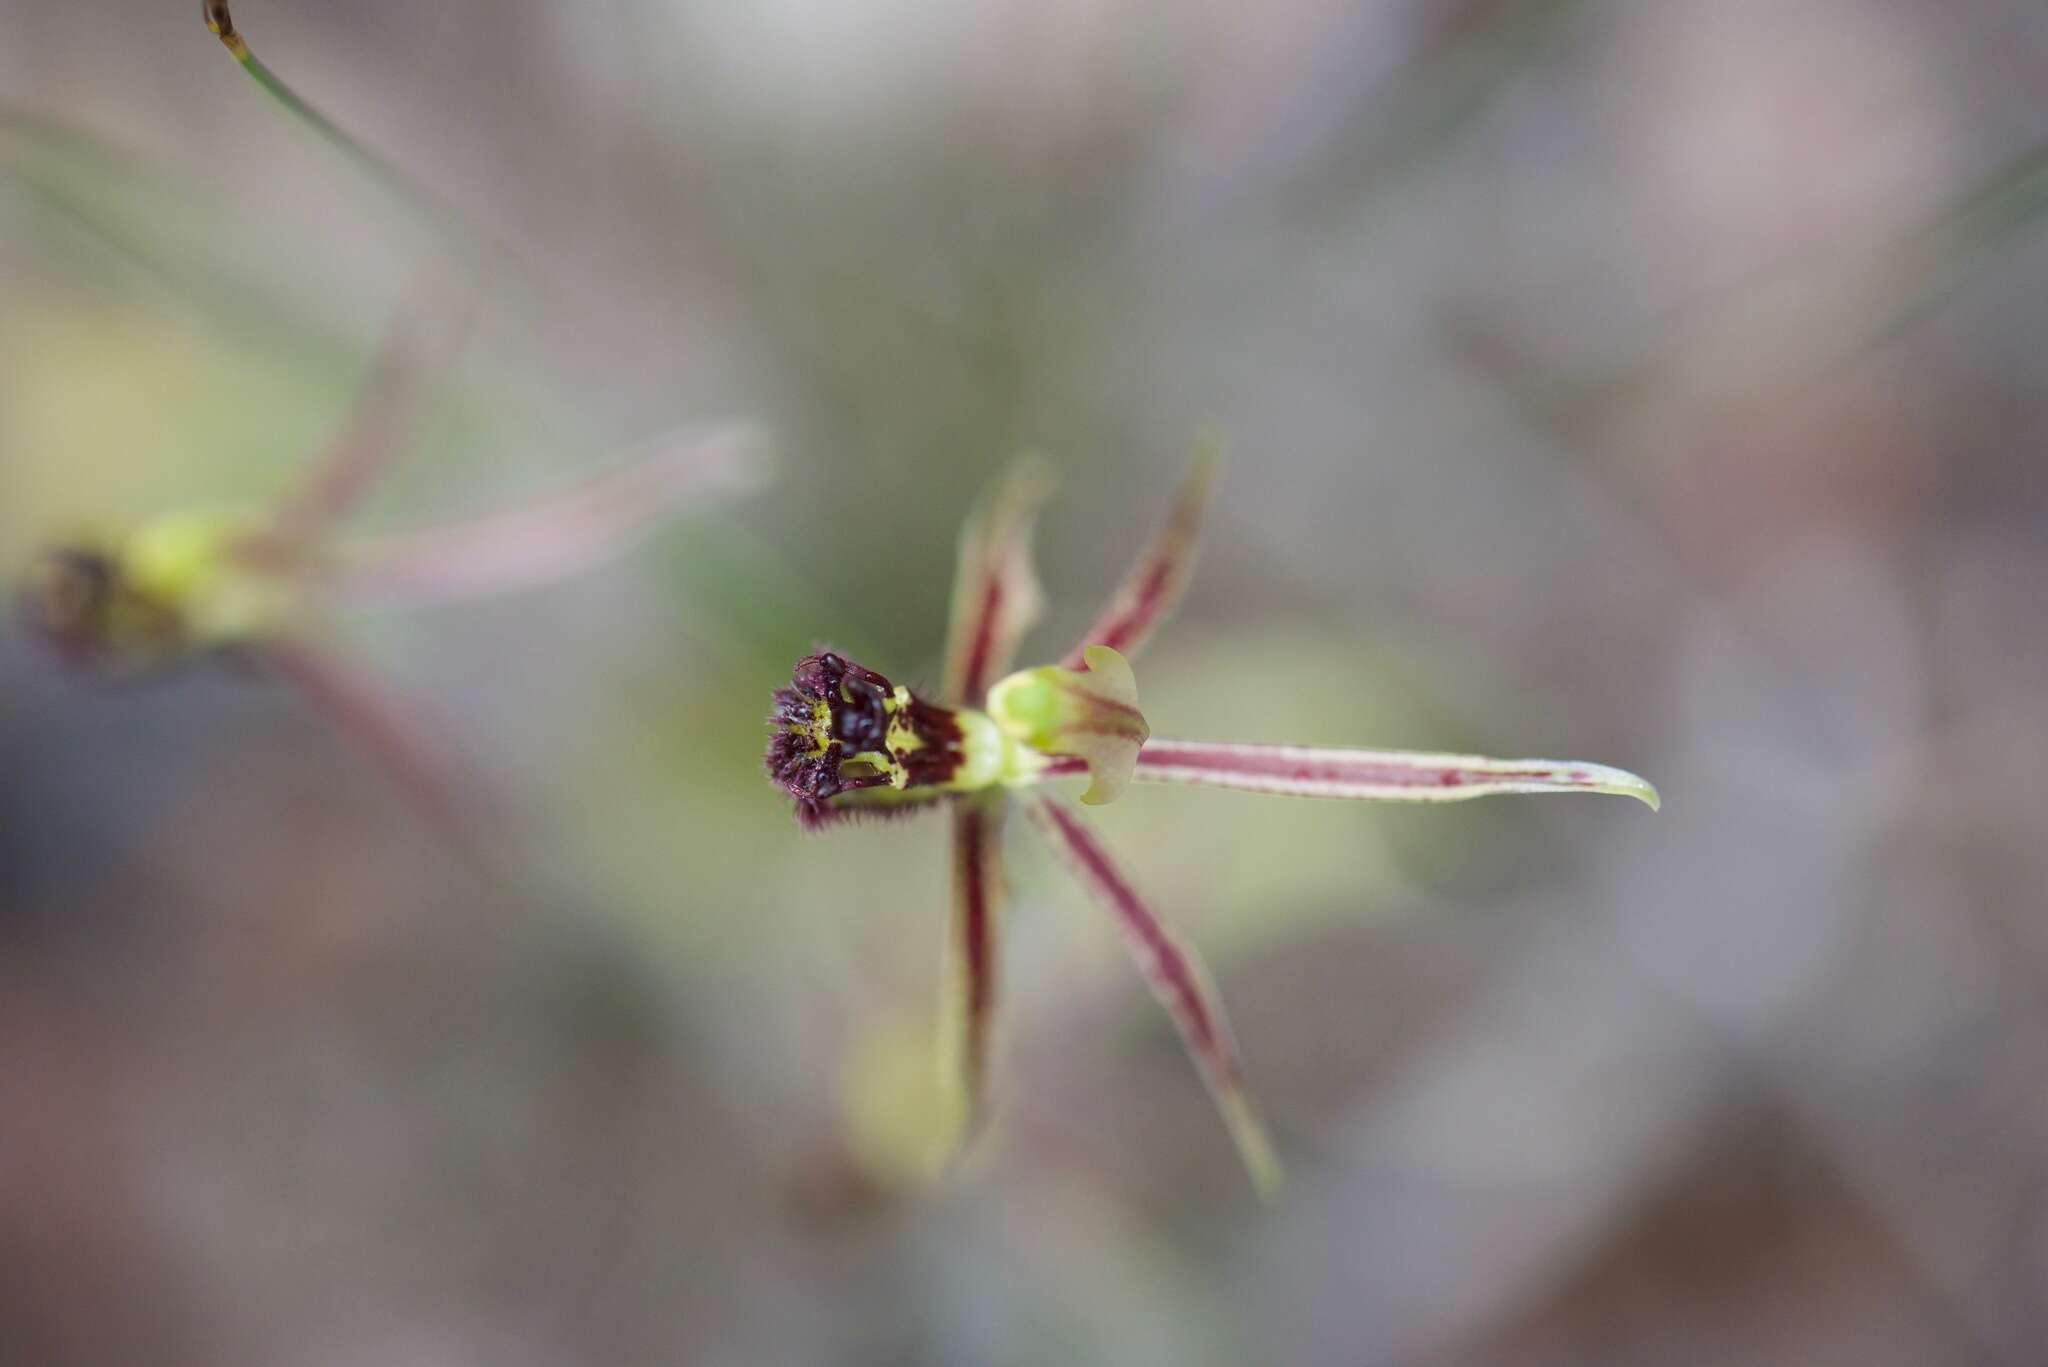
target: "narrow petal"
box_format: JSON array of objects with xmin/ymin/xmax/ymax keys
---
[
  {"xmin": 259, "ymin": 636, "xmax": 492, "ymax": 862},
  {"xmin": 331, "ymin": 422, "xmax": 770, "ymax": 605},
  {"xmin": 1025, "ymin": 793, "xmax": 1283, "ymax": 1197},
  {"xmin": 264, "ymin": 272, "xmax": 483, "ymax": 551},
  {"xmin": 941, "ymin": 799, "xmax": 1006, "ymax": 1137},
  {"xmin": 942, "ymin": 458, "xmax": 1057, "ymax": 706},
  {"xmin": 1125, "ymin": 738, "xmax": 1661, "ymax": 809},
  {"xmin": 1060, "ymin": 441, "xmax": 1218, "ymax": 669}
]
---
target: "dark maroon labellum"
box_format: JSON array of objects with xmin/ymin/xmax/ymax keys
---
[{"xmin": 766, "ymin": 651, "xmax": 966, "ymax": 828}]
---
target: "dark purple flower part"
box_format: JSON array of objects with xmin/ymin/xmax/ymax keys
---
[
  {"xmin": 766, "ymin": 652, "xmax": 973, "ymax": 828},
  {"xmin": 22, "ymin": 549, "xmax": 121, "ymax": 665}
]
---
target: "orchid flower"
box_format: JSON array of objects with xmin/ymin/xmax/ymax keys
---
[
  {"xmin": 767, "ymin": 450, "xmax": 1657, "ymax": 1194},
  {"xmin": 19, "ymin": 284, "xmax": 768, "ymax": 854}
]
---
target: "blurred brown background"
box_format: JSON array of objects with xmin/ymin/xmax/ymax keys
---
[{"xmin": 3, "ymin": 1, "xmax": 2047, "ymax": 1363}]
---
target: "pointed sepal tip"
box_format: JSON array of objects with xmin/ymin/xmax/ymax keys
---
[{"xmin": 1577, "ymin": 761, "xmax": 1660, "ymax": 811}]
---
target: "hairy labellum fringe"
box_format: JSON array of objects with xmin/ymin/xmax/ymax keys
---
[
  {"xmin": 768, "ymin": 652, "xmax": 967, "ymax": 828},
  {"xmin": 794, "ymin": 789, "xmax": 953, "ymax": 832}
]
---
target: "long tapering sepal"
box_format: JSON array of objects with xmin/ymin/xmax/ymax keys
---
[
  {"xmin": 261, "ymin": 272, "xmax": 482, "ymax": 555},
  {"xmin": 1061, "ymin": 441, "xmax": 1218, "ymax": 669},
  {"xmin": 260, "ymin": 634, "xmax": 490, "ymax": 863},
  {"xmin": 941, "ymin": 798, "xmax": 1006, "ymax": 1139},
  {"xmin": 1026, "ymin": 793, "xmax": 1283, "ymax": 1197},
  {"xmin": 1124, "ymin": 738, "xmax": 1661, "ymax": 809},
  {"xmin": 942, "ymin": 458, "xmax": 1057, "ymax": 706}
]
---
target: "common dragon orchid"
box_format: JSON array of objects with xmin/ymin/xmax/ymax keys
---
[{"xmin": 768, "ymin": 450, "xmax": 1658, "ymax": 1194}]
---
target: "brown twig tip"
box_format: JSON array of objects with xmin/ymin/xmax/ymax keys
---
[{"xmin": 203, "ymin": 1, "xmax": 249, "ymax": 57}]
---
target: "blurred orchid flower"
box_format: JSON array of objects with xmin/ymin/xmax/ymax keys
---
[
  {"xmin": 19, "ymin": 283, "xmax": 769, "ymax": 855},
  {"xmin": 767, "ymin": 447, "xmax": 1656, "ymax": 1195}
]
